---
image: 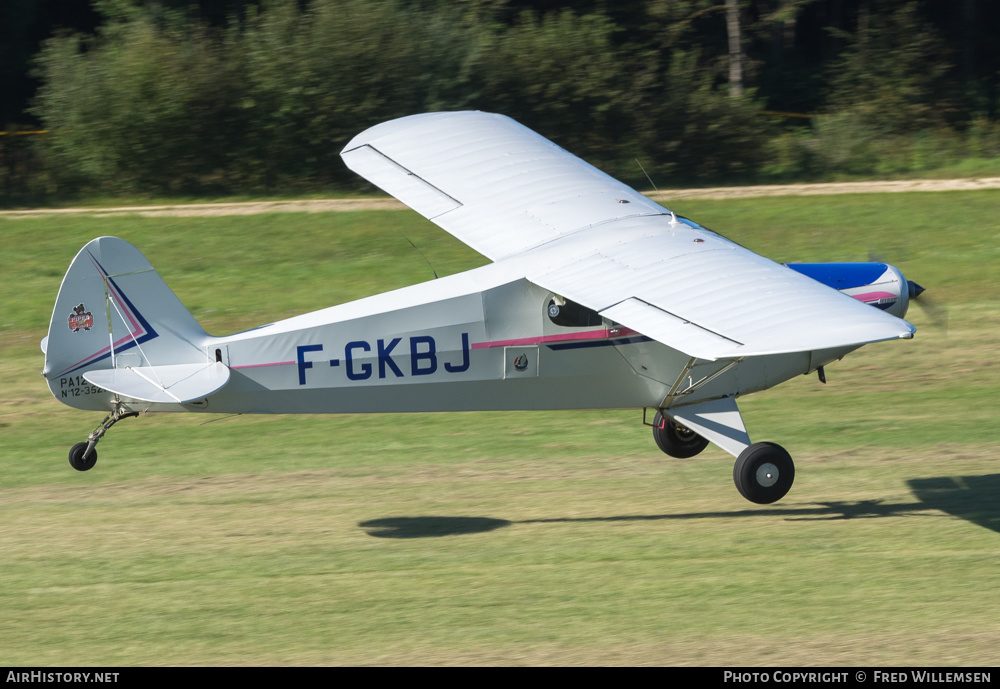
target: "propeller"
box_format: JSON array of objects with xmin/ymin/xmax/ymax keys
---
[
  {"xmin": 869, "ymin": 250, "xmax": 947, "ymax": 333},
  {"xmin": 907, "ymin": 279, "xmax": 948, "ymax": 332}
]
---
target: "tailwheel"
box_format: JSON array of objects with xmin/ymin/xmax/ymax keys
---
[
  {"xmin": 68, "ymin": 404, "xmax": 139, "ymax": 472},
  {"xmin": 652, "ymin": 411, "xmax": 709, "ymax": 458},
  {"xmin": 69, "ymin": 442, "xmax": 97, "ymax": 471},
  {"xmin": 733, "ymin": 442, "xmax": 794, "ymax": 504}
]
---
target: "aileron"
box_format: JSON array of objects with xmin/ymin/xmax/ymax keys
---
[{"xmin": 340, "ymin": 144, "xmax": 462, "ymax": 219}]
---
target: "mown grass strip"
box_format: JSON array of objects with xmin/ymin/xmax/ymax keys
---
[{"xmin": 1, "ymin": 194, "xmax": 997, "ymax": 665}]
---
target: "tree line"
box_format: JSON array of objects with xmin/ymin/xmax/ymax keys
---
[{"xmin": 3, "ymin": 0, "xmax": 1000, "ymax": 200}]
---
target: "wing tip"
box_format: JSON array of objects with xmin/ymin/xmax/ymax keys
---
[{"xmin": 341, "ymin": 111, "xmax": 499, "ymax": 155}]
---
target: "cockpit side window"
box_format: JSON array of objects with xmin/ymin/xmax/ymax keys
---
[{"xmin": 547, "ymin": 297, "xmax": 603, "ymax": 328}]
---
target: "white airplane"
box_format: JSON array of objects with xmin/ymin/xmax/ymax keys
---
[{"xmin": 41, "ymin": 111, "xmax": 924, "ymax": 504}]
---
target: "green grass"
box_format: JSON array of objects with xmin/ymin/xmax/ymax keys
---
[
  {"xmin": 918, "ymin": 155, "xmax": 1000, "ymax": 180},
  {"xmin": 1, "ymin": 193, "xmax": 998, "ymax": 665}
]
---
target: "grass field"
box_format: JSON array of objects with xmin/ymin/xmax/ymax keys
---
[{"xmin": 1, "ymin": 192, "xmax": 998, "ymax": 665}]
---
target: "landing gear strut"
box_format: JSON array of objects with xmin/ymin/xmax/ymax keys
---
[
  {"xmin": 733, "ymin": 442, "xmax": 794, "ymax": 504},
  {"xmin": 651, "ymin": 411, "xmax": 709, "ymax": 458},
  {"xmin": 68, "ymin": 404, "xmax": 139, "ymax": 472}
]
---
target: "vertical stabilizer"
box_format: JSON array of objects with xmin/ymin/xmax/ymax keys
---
[{"xmin": 43, "ymin": 237, "xmax": 212, "ymax": 407}]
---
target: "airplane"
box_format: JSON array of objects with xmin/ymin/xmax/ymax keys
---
[{"xmin": 41, "ymin": 111, "xmax": 924, "ymax": 504}]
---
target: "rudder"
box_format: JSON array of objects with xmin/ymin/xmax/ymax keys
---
[{"xmin": 42, "ymin": 236, "xmax": 215, "ymax": 409}]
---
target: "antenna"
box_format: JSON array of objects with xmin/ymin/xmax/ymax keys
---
[
  {"xmin": 636, "ymin": 157, "xmax": 675, "ymax": 224},
  {"xmin": 402, "ymin": 234, "xmax": 438, "ymax": 280},
  {"xmin": 635, "ymin": 157, "xmax": 661, "ymax": 199}
]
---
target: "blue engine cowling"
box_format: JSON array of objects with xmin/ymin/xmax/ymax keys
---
[{"xmin": 785, "ymin": 262, "xmax": 924, "ymax": 320}]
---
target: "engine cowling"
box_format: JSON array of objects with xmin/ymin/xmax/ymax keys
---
[{"xmin": 784, "ymin": 262, "xmax": 923, "ymax": 320}]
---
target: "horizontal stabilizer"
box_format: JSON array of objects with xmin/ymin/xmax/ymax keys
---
[
  {"xmin": 668, "ymin": 397, "xmax": 750, "ymax": 458},
  {"xmin": 84, "ymin": 362, "xmax": 230, "ymax": 404}
]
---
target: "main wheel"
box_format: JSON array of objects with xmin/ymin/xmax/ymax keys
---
[
  {"xmin": 733, "ymin": 442, "xmax": 794, "ymax": 504},
  {"xmin": 68, "ymin": 442, "xmax": 97, "ymax": 472},
  {"xmin": 652, "ymin": 412, "xmax": 709, "ymax": 458}
]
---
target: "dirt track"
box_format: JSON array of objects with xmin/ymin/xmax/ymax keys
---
[{"xmin": 3, "ymin": 177, "xmax": 1000, "ymax": 217}]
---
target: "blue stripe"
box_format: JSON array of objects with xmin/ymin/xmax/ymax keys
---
[
  {"xmin": 785, "ymin": 262, "xmax": 887, "ymax": 290},
  {"xmin": 62, "ymin": 254, "xmax": 159, "ymax": 375},
  {"xmin": 547, "ymin": 336, "xmax": 652, "ymax": 351}
]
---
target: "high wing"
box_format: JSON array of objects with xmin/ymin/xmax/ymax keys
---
[
  {"xmin": 341, "ymin": 111, "xmax": 667, "ymax": 261},
  {"xmin": 342, "ymin": 111, "xmax": 914, "ymax": 361}
]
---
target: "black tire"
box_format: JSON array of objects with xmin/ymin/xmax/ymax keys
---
[
  {"xmin": 68, "ymin": 442, "xmax": 97, "ymax": 472},
  {"xmin": 652, "ymin": 412, "xmax": 709, "ymax": 458},
  {"xmin": 733, "ymin": 442, "xmax": 794, "ymax": 504}
]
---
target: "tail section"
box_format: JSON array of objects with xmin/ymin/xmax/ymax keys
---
[{"xmin": 43, "ymin": 236, "xmax": 228, "ymax": 410}]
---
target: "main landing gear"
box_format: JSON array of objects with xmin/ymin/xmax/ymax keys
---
[
  {"xmin": 651, "ymin": 411, "xmax": 709, "ymax": 458},
  {"xmin": 68, "ymin": 404, "xmax": 139, "ymax": 472},
  {"xmin": 733, "ymin": 442, "xmax": 794, "ymax": 504},
  {"xmin": 650, "ymin": 412, "xmax": 795, "ymax": 504}
]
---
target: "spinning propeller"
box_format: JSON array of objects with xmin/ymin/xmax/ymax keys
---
[{"xmin": 869, "ymin": 250, "xmax": 946, "ymax": 332}]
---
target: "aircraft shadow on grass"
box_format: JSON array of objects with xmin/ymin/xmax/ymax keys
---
[{"xmin": 359, "ymin": 474, "xmax": 1000, "ymax": 538}]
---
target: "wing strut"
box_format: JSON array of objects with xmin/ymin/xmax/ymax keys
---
[{"xmin": 659, "ymin": 357, "xmax": 746, "ymax": 409}]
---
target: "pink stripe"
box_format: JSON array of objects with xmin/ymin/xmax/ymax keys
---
[
  {"xmin": 61, "ymin": 256, "xmax": 148, "ymax": 373},
  {"xmin": 471, "ymin": 327, "xmax": 638, "ymax": 350},
  {"xmin": 92, "ymin": 257, "xmax": 143, "ymax": 334},
  {"xmin": 231, "ymin": 361, "xmax": 295, "ymax": 370},
  {"xmin": 107, "ymin": 282, "xmax": 142, "ymax": 333},
  {"xmin": 63, "ymin": 332, "xmax": 139, "ymax": 373},
  {"xmin": 851, "ymin": 291, "xmax": 896, "ymax": 303},
  {"xmin": 63, "ymin": 344, "xmax": 114, "ymax": 372}
]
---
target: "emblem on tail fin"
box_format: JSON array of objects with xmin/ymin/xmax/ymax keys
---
[{"xmin": 68, "ymin": 304, "xmax": 94, "ymax": 332}]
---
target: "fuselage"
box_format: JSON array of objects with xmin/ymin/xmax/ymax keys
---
[{"xmin": 50, "ymin": 257, "xmax": 856, "ymax": 416}]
